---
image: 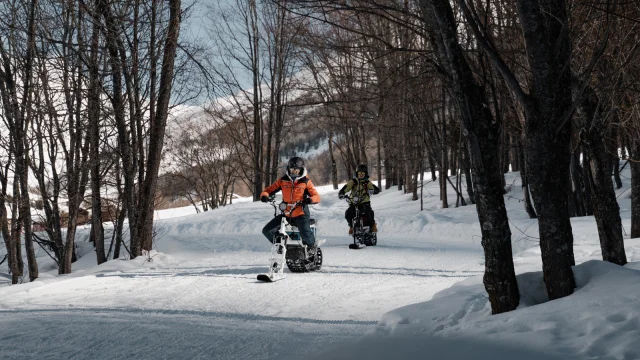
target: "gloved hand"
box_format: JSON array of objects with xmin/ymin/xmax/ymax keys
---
[
  {"xmin": 260, "ymin": 196, "xmax": 268, "ymax": 203},
  {"xmin": 368, "ymin": 189, "xmax": 374, "ymax": 196},
  {"xmin": 338, "ymin": 193, "xmax": 345, "ymax": 200},
  {"xmin": 302, "ymin": 197, "xmax": 313, "ymax": 204}
]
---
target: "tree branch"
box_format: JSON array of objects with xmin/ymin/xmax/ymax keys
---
[{"xmin": 457, "ymin": 0, "xmax": 528, "ymax": 105}]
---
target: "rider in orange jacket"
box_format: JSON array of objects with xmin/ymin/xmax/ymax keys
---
[{"xmin": 260, "ymin": 156, "xmax": 321, "ymax": 249}]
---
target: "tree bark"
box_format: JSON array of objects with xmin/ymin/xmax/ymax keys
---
[
  {"xmin": 250, "ymin": 0, "xmax": 263, "ymax": 201},
  {"xmin": 329, "ymin": 129, "xmax": 338, "ymax": 189},
  {"xmin": 461, "ymin": 146, "xmax": 475, "ymax": 204},
  {"xmin": 0, "ymin": 0, "xmax": 39, "ymax": 281},
  {"xmin": 0, "ymin": 179, "xmax": 19, "ymax": 284},
  {"xmin": 440, "ymin": 86, "xmax": 448, "ymax": 208},
  {"xmin": 576, "ymin": 83, "xmax": 626, "ymax": 265},
  {"xmin": 138, "ymin": 0, "xmax": 182, "ymax": 252},
  {"xmin": 88, "ymin": 10, "xmax": 105, "ymax": 265},
  {"xmin": 101, "ymin": 0, "xmax": 138, "ymax": 256},
  {"xmin": 610, "ymin": 122, "xmax": 622, "ymax": 189},
  {"xmin": 420, "ymin": 0, "xmax": 519, "ymax": 314},
  {"xmin": 519, "ymin": 135, "xmax": 537, "ymax": 218},
  {"xmin": 461, "ymin": 0, "xmax": 576, "ymax": 299},
  {"xmin": 11, "ymin": 178, "xmax": 24, "ymax": 275},
  {"xmin": 631, "ymin": 139, "xmax": 640, "ymax": 238},
  {"xmin": 570, "ymin": 148, "xmax": 587, "ymax": 217},
  {"xmin": 517, "ymin": 0, "xmax": 577, "ymax": 299}
]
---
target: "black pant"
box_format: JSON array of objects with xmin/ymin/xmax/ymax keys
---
[
  {"xmin": 262, "ymin": 214, "xmax": 316, "ymax": 247},
  {"xmin": 345, "ymin": 202, "xmax": 375, "ymax": 227}
]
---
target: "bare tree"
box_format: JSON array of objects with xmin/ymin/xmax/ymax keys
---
[
  {"xmin": 0, "ymin": 142, "xmax": 20, "ymax": 284},
  {"xmin": 0, "ymin": 0, "xmax": 40, "ymax": 281},
  {"xmin": 88, "ymin": 0, "xmax": 106, "ymax": 264},
  {"xmin": 101, "ymin": 0, "xmax": 182, "ymax": 257},
  {"xmin": 418, "ymin": 0, "xmax": 519, "ymax": 313},
  {"xmin": 460, "ymin": 0, "xmax": 578, "ymax": 299}
]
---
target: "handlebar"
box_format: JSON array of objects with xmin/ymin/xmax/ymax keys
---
[
  {"xmin": 343, "ymin": 195, "xmax": 361, "ymax": 205},
  {"xmin": 341, "ymin": 189, "xmax": 375, "ymax": 204},
  {"xmin": 265, "ymin": 194, "xmax": 304, "ymax": 217}
]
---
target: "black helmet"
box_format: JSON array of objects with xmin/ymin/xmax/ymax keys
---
[
  {"xmin": 356, "ymin": 164, "xmax": 368, "ymax": 176},
  {"xmin": 287, "ymin": 156, "xmax": 305, "ymax": 174}
]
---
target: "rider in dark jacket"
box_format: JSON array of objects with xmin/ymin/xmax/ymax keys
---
[{"xmin": 338, "ymin": 164, "xmax": 380, "ymax": 234}]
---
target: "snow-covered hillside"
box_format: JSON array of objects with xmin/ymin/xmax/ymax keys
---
[{"xmin": 1, "ymin": 168, "xmax": 639, "ymax": 360}]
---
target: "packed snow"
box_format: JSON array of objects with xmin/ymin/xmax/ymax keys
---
[{"xmin": 1, "ymin": 168, "xmax": 639, "ymax": 360}]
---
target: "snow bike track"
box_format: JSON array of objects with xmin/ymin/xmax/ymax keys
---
[{"xmin": 0, "ymin": 232, "xmax": 484, "ymax": 360}]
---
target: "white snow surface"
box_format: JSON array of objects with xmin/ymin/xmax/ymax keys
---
[{"xmin": 1, "ymin": 169, "xmax": 639, "ymax": 360}]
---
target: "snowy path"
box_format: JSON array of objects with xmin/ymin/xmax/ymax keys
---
[
  {"xmin": 3, "ymin": 172, "xmax": 639, "ymax": 360},
  {"xmin": 0, "ymin": 232, "xmax": 484, "ymax": 360}
]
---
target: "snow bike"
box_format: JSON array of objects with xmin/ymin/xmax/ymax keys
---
[
  {"xmin": 257, "ymin": 195, "xmax": 325, "ymax": 282},
  {"xmin": 345, "ymin": 195, "xmax": 377, "ymax": 249}
]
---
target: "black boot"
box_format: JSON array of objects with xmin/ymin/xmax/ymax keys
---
[{"xmin": 306, "ymin": 244, "xmax": 316, "ymax": 259}]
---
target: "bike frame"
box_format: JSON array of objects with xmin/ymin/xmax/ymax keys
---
[
  {"xmin": 265, "ymin": 196, "xmax": 305, "ymax": 279},
  {"xmin": 345, "ymin": 194, "xmax": 377, "ymax": 248},
  {"xmin": 345, "ymin": 196, "xmax": 369, "ymax": 239}
]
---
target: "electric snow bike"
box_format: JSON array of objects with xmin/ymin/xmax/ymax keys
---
[
  {"xmin": 345, "ymin": 195, "xmax": 378, "ymax": 249},
  {"xmin": 257, "ymin": 195, "xmax": 325, "ymax": 282}
]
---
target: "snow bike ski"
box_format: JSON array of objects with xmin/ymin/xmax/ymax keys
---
[
  {"xmin": 345, "ymin": 195, "xmax": 378, "ymax": 249},
  {"xmin": 257, "ymin": 195, "xmax": 325, "ymax": 282}
]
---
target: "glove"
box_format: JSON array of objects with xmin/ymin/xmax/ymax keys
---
[
  {"xmin": 368, "ymin": 189, "xmax": 374, "ymax": 196},
  {"xmin": 338, "ymin": 193, "xmax": 345, "ymax": 200},
  {"xmin": 260, "ymin": 196, "xmax": 268, "ymax": 203},
  {"xmin": 302, "ymin": 197, "xmax": 313, "ymax": 204}
]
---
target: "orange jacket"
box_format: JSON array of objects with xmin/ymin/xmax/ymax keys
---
[{"xmin": 261, "ymin": 171, "xmax": 320, "ymax": 218}]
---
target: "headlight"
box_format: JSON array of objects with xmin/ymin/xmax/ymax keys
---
[{"xmin": 279, "ymin": 202, "xmax": 288, "ymax": 211}]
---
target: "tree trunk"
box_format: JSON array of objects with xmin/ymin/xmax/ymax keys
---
[
  {"xmin": 440, "ymin": 85, "xmax": 448, "ymax": 208},
  {"xmin": 377, "ymin": 123, "xmax": 382, "ymax": 190},
  {"xmin": 520, "ymin": 0, "xmax": 577, "ymax": 299},
  {"xmin": 420, "ymin": 158, "xmax": 425, "ymax": 210},
  {"xmin": 519, "ymin": 140, "xmax": 537, "ymax": 219},
  {"xmin": 101, "ymin": 0, "xmax": 139, "ymax": 256},
  {"xmin": 18, "ymin": 121, "xmax": 37, "ymax": 281},
  {"xmin": 138, "ymin": 0, "xmax": 181, "ymax": 252},
  {"xmin": 610, "ymin": 122, "xmax": 622, "ymax": 189},
  {"xmin": 11, "ymin": 178, "xmax": 24, "ymax": 275},
  {"xmin": 114, "ymin": 206, "xmax": 126, "ymax": 260},
  {"xmin": 462, "ymin": 147, "xmax": 475, "ymax": 204},
  {"xmin": 428, "ymin": 147, "xmax": 437, "ymax": 181},
  {"xmin": 631, "ymin": 139, "xmax": 640, "ymax": 238},
  {"xmin": 88, "ymin": 10, "xmax": 105, "ymax": 265},
  {"xmin": 570, "ymin": 149, "xmax": 587, "ymax": 217},
  {"xmin": 270, "ymin": 97, "xmax": 285, "ymax": 186},
  {"xmin": 420, "ymin": 0, "xmax": 519, "ymax": 314},
  {"xmin": 525, "ymin": 112, "xmax": 576, "ymax": 298},
  {"xmin": 412, "ymin": 164, "xmax": 419, "ymax": 201},
  {"xmin": 329, "ymin": 129, "xmax": 338, "ymax": 189},
  {"xmin": 576, "ymin": 83, "xmax": 626, "ymax": 265},
  {"xmin": 462, "ymin": 0, "xmax": 576, "ymax": 299},
  {"xmin": 500, "ymin": 129, "xmax": 507, "ymax": 191},
  {"xmin": 250, "ymin": 0, "xmax": 262, "ymax": 201},
  {"xmin": 0, "ymin": 195, "xmax": 19, "ymax": 284},
  {"xmin": 511, "ymin": 134, "xmax": 520, "ymax": 172},
  {"xmin": 613, "ymin": 159, "xmax": 622, "ymax": 189},
  {"xmin": 0, "ymin": 0, "xmax": 39, "ymax": 281},
  {"xmin": 581, "ymin": 148, "xmax": 594, "ymax": 215}
]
